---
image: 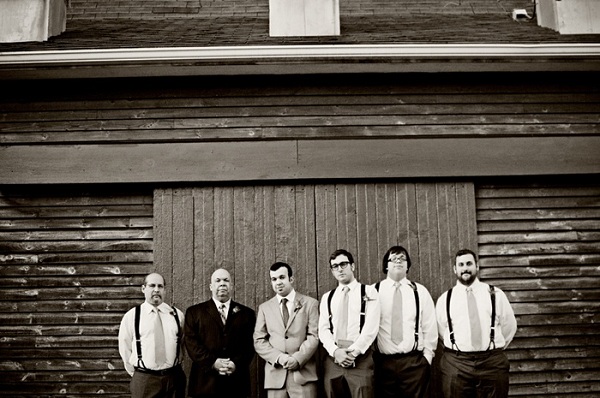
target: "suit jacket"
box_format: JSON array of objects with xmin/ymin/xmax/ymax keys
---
[
  {"xmin": 253, "ymin": 293, "xmax": 319, "ymax": 389},
  {"xmin": 184, "ymin": 299, "xmax": 256, "ymax": 397}
]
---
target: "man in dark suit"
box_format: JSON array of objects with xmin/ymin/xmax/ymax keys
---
[
  {"xmin": 184, "ymin": 268, "xmax": 256, "ymax": 398},
  {"xmin": 254, "ymin": 262, "xmax": 319, "ymax": 398}
]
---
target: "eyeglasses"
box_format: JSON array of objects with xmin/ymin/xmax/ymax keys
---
[
  {"xmin": 330, "ymin": 261, "xmax": 351, "ymax": 270},
  {"xmin": 388, "ymin": 256, "xmax": 407, "ymax": 264}
]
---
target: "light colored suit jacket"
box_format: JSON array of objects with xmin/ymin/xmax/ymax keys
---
[{"xmin": 254, "ymin": 293, "xmax": 319, "ymax": 389}]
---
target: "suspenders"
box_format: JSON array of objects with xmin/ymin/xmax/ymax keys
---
[
  {"xmin": 134, "ymin": 304, "xmax": 182, "ymax": 369},
  {"xmin": 446, "ymin": 285, "xmax": 496, "ymax": 351},
  {"xmin": 375, "ymin": 281, "xmax": 420, "ymax": 351},
  {"xmin": 327, "ymin": 284, "xmax": 367, "ymax": 334}
]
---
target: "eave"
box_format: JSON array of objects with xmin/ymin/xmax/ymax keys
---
[{"xmin": 1, "ymin": 43, "xmax": 600, "ymax": 79}]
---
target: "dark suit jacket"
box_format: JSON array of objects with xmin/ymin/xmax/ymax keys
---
[{"xmin": 184, "ymin": 299, "xmax": 256, "ymax": 397}]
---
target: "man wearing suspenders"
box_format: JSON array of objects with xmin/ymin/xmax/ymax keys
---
[
  {"xmin": 118, "ymin": 273, "xmax": 186, "ymax": 398},
  {"xmin": 318, "ymin": 249, "xmax": 381, "ymax": 398},
  {"xmin": 435, "ymin": 249, "xmax": 517, "ymax": 398},
  {"xmin": 372, "ymin": 245, "xmax": 437, "ymax": 398}
]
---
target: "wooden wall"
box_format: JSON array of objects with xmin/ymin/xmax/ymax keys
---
[
  {"xmin": 154, "ymin": 182, "xmax": 476, "ymax": 397},
  {"xmin": 0, "ymin": 186, "xmax": 153, "ymax": 396},
  {"xmin": 476, "ymin": 178, "xmax": 600, "ymax": 397},
  {"xmin": 1, "ymin": 73, "xmax": 599, "ymax": 184}
]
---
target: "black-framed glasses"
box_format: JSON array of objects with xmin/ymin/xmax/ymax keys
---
[
  {"xmin": 388, "ymin": 255, "xmax": 407, "ymax": 264},
  {"xmin": 330, "ymin": 261, "xmax": 351, "ymax": 270}
]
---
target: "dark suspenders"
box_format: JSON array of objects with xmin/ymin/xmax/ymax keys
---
[
  {"xmin": 134, "ymin": 304, "xmax": 182, "ymax": 369},
  {"xmin": 375, "ymin": 280, "xmax": 420, "ymax": 351},
  {"xmin": 328, "ymin": 284, "xmax": 367, "ymax": 334},
  {"xmin": 446, "ymin": 285, "xmax": 496, "ymax": 351}
]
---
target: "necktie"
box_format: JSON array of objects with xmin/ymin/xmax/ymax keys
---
[
  {"xmin": 219, "ymin": 303, "xmax": 227, "ymax": 325},
  {"xmin": 391, "ymin": 282, "xmax": 403, "ymax": 344},
  {"xmin": 154, "ymin": 309, "xmax": 166, "ymax": 366},
  {"xmin": 337, "ymin": 286, "xmax": 349, "ymax": 341},
  {"xmin": 281, "ymin": 298, "xmax": 289, "ymax": 326},
  {"xmin": 467, "ymin": 287, "xmax": 482, "ymax": 350}
]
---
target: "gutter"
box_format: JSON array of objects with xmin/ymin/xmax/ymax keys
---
[{"xmin": 1, "ymin": 43, "xmax": 600, "ymax": 79}]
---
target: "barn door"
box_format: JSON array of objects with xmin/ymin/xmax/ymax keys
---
[{"xmin": 154, "ymin": 181, "xmax": 476, "ymax": 312}]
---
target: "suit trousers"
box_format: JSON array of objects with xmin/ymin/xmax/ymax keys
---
[
  {"xmin": 373, "ymin": 350, "xmax": 430, "ymax": 398},
  {"xmin": 130, "ymin": 366, "xmax": 186, "ymax": 398},
  {"xmin": 323, "ymin": 348, "xmax": 374, "ymax": 398},
  {"xmin": 266, "ymin": 373, "xmax": 317, "ymax": 398},
  {"xmin": 440, "ymin": 348, "xmax": 510, "ymax": 398}
]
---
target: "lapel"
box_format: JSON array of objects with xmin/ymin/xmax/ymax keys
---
[
  {"xmin": 206, "ymin": 300, "xmax": 223, "ymax": 326},
  {"xmin": 286, "ymin": 294, "xmax": 303, "ymax": 331}
]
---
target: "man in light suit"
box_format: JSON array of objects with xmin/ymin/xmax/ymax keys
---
[
  {"xmin": 184, "ymin": 268, "xmax": 256, "ymax": 398},
  {"xmin": 254, "ymin": 262, "xmax": 320, "ymax": 398}
]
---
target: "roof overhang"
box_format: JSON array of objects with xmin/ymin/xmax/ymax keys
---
[{"xmin": 1, "ymin": 43, "xmax": 600, "ymax": 79}]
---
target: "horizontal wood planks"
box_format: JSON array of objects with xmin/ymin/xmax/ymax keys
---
[
  {"xmin": 476, "ymin": 178, "xmax": 600, "ymax": 397},
  {"xmin": 0, "ymin": 186, "xmax": 153, "ymax": 396},
  {"xmin": 1, "ymin": 73, "xmax": 599, "ymax": 183}
]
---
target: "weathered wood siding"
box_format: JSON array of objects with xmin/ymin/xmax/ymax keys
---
[
  {"xmin": 476, "ymin": 178, "xmax": 600, "ymax": 397},
  {"xmin": 1, "ymin": 74, "xmax": 599, "ymax": 184},
  {"xmin": 155, "ymin": 182, "xmax": 476, "ymax": 397},
  {"xmin": 0, "ymin": 186, "xmax": 153, "ymax": 396}
]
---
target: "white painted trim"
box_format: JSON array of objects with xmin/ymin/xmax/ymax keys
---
[{"xmin": 2, "ymin": 43, "xmax": 600, "ymax": 65}]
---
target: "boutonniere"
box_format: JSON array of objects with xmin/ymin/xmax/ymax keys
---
[
  {"xmin": 362, "ymin": 294, "xmax": 375, "ymax": 302},
  {"xmin": 232, "ymin": 306, "xmax": 241, "ymax": 314},
  {"xmin": 293, "ymin": 301, "xmax": 303, "ymax": 313}
]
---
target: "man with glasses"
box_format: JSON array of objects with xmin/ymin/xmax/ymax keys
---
[
  {"xmin": 372, "ymin": 246, "xmax": 437, "ymax": 398},
  {"xmin": 318, "ymin": 249, "xmax": 381, "ymax": 398}
]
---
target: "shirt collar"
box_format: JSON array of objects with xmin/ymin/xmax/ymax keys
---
[
  {"xmin": 277, "ymin": 289, "xmax": 296, "ymax": 304},
  {"xmin": 455, "ymin": 278, "xmax": 482, "ymax": 291},
  {"xmin": 338, "ymin": 278, "xmax": 359, "ymax": 291},
  {"xmin": 142, "ymin": 301, "xmax": 170, "ymax": 314},
  {"xmin": 212, "ymin": 298, "xmax": 231, "ymax": 310},
  {"xmin": 386, "ymin": 276, "xmax": 408, "ymax": 286}
]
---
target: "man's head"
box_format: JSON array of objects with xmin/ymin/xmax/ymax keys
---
[
  {"xmin": 269, "ymin": 262, "xmax": 294, "ymax": 297},
  {"xmin": 382, "ymin": 245, "xmax": 411, "ymax": 282},
  {"xmin": 329, "ymin": 249, "xmax": 356, "ymax": 285},
  {"xmin": 210, "ymin": 268, "xmax": 232, "ymax": 303},
  {"xmin": 454, "ymin": 249, "xmax": 479, "ymax": 286},
  {"xmin": 142, "ymin": 273, "xmax": 165, "ymax": 307}
]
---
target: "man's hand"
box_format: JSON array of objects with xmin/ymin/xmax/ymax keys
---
[
  {"xmin": 333, "ymin": 348, "xmax": 355, "ymax": 368},
  {"xmin": 283, "ymin": 356, "xmax": 300, "ymax": 371},
  {"xmin": 214, "ymin": 358, "xmax": 234, "ymax": 375}
]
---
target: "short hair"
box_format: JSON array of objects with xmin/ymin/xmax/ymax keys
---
[
  {"xmin": 329, "ymin": 249, "xmax": 354, "ymax": 265},
  {"xmin": 455, "ymin": 249, "xmax": 478, "ymax": 264},
  {"xmin": 270, "ymin": 262, "xmax": 293, "ymax": 278},
  {"xmin": 382, "ymin": 245, "xmax": 412, "ymax": 273},
  {"xmin": 143, "ymin": 273, "xmax": 165, "ymax": 286}
]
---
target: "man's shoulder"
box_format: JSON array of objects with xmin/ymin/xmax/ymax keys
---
[
  {"xmin": 186, "ymin": 300, "xmax": 213, "ymax": 313},
  {"xmin": 296, "ymin": 292, "xmax": 318, "ymax": 306}
]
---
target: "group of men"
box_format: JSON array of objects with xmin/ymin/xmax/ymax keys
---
[{"xmin": 118, "ymin": 246, "xmax": 517, "ymax": 398}]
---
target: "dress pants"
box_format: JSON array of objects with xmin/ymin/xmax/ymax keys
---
[
  {"xmin": 440, "ymin": 348, "xmax": 510, "ymax": 398},
  {"xmin": 323, "ymin": 348, "xmax": 374, "ymax": 398},
  {"xmin": 130, "ymin": 366, "xmax": 186, "ymax": 398},
  {"xmin": 373, "ymin": 350, "xmax": 430, "ymax": 398}
]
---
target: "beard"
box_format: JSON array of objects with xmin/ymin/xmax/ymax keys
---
[{"xmin": 457, "ymin": 271, "xmax": 476, "ymax": 286}]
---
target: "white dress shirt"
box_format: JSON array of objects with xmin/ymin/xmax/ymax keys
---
[
  {"xmin": 318, "ymin": 279, "xmax": 381, "ymax": 357},
  {"xmin": 436, "ymin": 279, "xmax": 517, "ymax": 352},
  {"xmin": 375, "ymin": 277, "xmax": 437, "ymax": 363},
  {"xmin": 118, "ymin": 301, "xmax": 184, "ymax": 376}
]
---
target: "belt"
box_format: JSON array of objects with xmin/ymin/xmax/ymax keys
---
[
  {"xmin": 444, "ymin": 347, "xmax": 502, "ymax": 357},
  {"xmin": 135, "ymin": 364, "xmax": 181, "ymax": 376},
  {"xmin": 377, "ymin": 350, "xmax": 422, "ymax": 358}
]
